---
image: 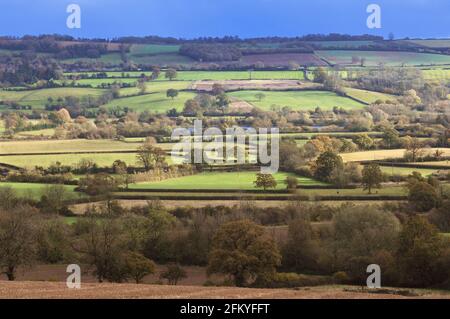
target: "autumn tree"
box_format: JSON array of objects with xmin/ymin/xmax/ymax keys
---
[
  {"xmin": 207, "ymin": 220, "xmax": 281, "ymax": 286},
  {"xmin": 136, "ymin": 144, "xmax": 166, "ymax": 171},
  {"xmin": 362, "ymin": 163, "xmax": 383, "ymax": 194},
  {"xmin": 313, "ymin": 151, "xmax": 344, "ymax": 183},
  {"xmin": 123, "ymin": 252, "xmax": 156, "ymax": 284},
  {"xmin": 254, "ymin": 173, "xmax": 277, "ymax": 191},
  {"xmin": 397, "ymin": 217, "xmax": 444, "ymax": 287},
  {"xmin": 0, "ymin": 205, "xmax": 38, "ymax": 281}
]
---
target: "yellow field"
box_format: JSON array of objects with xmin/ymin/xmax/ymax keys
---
[{"xmin": 341, "ymin": 148, "xmax": 450, "ymax": 162}]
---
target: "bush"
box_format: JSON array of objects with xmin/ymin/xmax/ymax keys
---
[
  {"xmin": 332, "ymin": 271, "xmax": 350, "ymax": 284},
  {"xmin": 255, "ymin": 272, "xmax": 332, "ymax": 288}
]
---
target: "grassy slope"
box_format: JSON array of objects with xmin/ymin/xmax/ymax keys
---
[{"xmin": 229, "ymin": 90, "xmax": 365, "ymax": 111}]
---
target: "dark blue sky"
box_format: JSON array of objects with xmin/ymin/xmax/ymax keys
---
[{"xmin": 0, "ymin": 0, "xmax": 449, "ymax": 39}]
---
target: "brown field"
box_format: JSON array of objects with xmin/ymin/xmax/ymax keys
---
[
  {"xmin": 341, "ymin": 148, "xmax": 450, "ymax": 162},
  {"xmin": 241, "ymin": 53, "xmax": 327, "ymax": 67},
  {"xmin": 1, "ymin": 281, "xmax": 448, "ymax": 299},
  {"xmin": 190, "ymin": 79, "xmax": 321, "ymax": 92}
]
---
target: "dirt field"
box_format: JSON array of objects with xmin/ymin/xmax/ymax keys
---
[
  {"xmin": 190, "ymin": 79, "xmax": 321, "ymax": 92},
  {"xmin": 1, "ymin": 281, "xmax": 448, "ymax": 299}
]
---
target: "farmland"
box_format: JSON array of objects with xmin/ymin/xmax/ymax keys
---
[
  {"xmin": 1, "ymin": 31, "xmax": 450, "ymax": 299},
  {"xmin": 317, "ymin": 50, "xmax": 450, "ymax": 66},
  {"xmin": 129, "ymin": 171, "xmax": 324, "ymax": 190},
  {"xmin": 229, "ymin": 90, "xmax": 365, "ymax": 111}
]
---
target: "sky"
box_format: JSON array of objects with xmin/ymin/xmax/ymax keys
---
[{"xmin": 0, "ymin": 0, "xmax": 449, "ymax": 39}]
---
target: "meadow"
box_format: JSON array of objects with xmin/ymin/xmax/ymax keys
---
[
  {"xmin": 129, "ymin": 171, "xmax": 324, "ymax": 190},
  {"xmin": 0, "ymin": 153, "xmax": 141, "ymax": 169},
  {"xmin": 317, "ymin": 50, "xmax": 450, "ymax": 66},
  {"xmin": 103, "ymin": 91, "xmax": 196, "ymax": 112},
  {"xmin": 229, "ymin": 90, "xmax": 365, "ymax": 111},
  {"xmin": 344, "ymin": 88, "xmax": 397, "ymax": 104},
  {"xmin": 0, "ymin": 182, "xmax": 82, "ymax": 200},
  {"xmin": 0, "ymin": 87, "xmax": 106, "ymax": 109}
]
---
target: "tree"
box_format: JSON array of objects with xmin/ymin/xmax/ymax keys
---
[
  {"xmin": 362, "ymin": 163, "xmax": 383, "ymax": 194},
  {"xmin": 123, "ymin": 252, "xmax": 156, "ymax": 284},
  {"xmin": 408, "ymin": 181, "xmax": 440, "ymax": 212},
  {"xmin": 403, "ymin": 136, "xmax": 424, "ymax": 162},
  {"xmin": 382, "ymin": 128, "xmax": 400, "ymax": 149},
  {"xmin": 255, "ymin": 93, "xmax": 266, "ymax": 102},
  {"xmin": 136, "ymin": 143, "xmax": 166, "ymax": 171},
  {"xmin": 354, "ymin": 133, "xmax": 374, "ymax": 150},
  {"xmin": 39, "ymin": 184, "xmax": 68, "ymax": 214},
  {"xmin": 207, "ymin": 220, "xmax": 281, "ymax": 286},
  {"xmin": 254, "ymin": 173, "xmax": 277, "ymax": 191},
  {"xmin": 313, "ymin": 67, "xmax": 327, "ymax": 83},
  {"xmin": 285, "ymin": 176, "xmax": 298, "ymax": 190},
  {"xmin": 160, "ymin": 264, "xmax": 187, "ymax": 285},
  {"xmin": 137, "ymin": 79, "xmax": 147, "ymax": 95},
  {"xmin": 0, "ymin": 205, "xmax": 37, "ymax": 280},
  {"xmin": 397, "ymin": 216, "xmax": 444, "ymax": 287},
  {"xmin": 166, "ymin": 89, "xmax": 179, "ymax": 100},
  {"xmin": 150, "ymin": 67, "xmax": 161, "ymax": 80},
  {"xmin": 211, "ymin": 83, "xmax": 225, "ymax": 96},
  {"xmin": 78, "ymin": 174, "xmax": 118, "ymax": 197},
  {"xmin": 216, "ymin": 93, "xmax": 230, "ymax": 114},
  {"xmin": 165, "ymin": 68, "xmax": 177, "ymax": 81},
  {"xmin": 313, "ymin": 151, "xmax": 344, "ymax": 183}
]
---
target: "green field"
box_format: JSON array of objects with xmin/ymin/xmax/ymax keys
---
[
  {"xmin": 103, "ymin": 91, "xmax": 196, "ymax": 112},
  {"xmin": 344, "ymin": 88, "xmax": 397, "ymax": 104},
  {"xmin": 66, "ymin": 70, "xmax": 305, "ymax": 82},
  {"xmin": 129, "ymin": 44, "xmax": 181, "ymax": 55},
  {"xmin": 317, "ymin": 50, "xmax": 450, "ymax": 66},
  {"xmin": 379, "ymin": 166, "xmax": 438, "ymax": 176},
  {"xmin": 0, "ymin": 182, "xmax": 82, "ymax": 200},
  {"xmin": 422, "ymin": 69, "xmax": 450, "ymax": 82},
  {"xmin": 0, "ymin": 87, "xmax": 106, "ymax": 109},
  {"xmin": 0, "ymin": 139, "xmax": 142, "ymax": 155},
  {"xmin": 0, "ymin": 153, "xmax": 144, "ymax": 169},
  {"xmin": 129, "ymin": 171, "xmax": 324, "ymax": 190},
  {"xmin": 229, "ymin": 90, "xmax": 365, "ymax": 111}
]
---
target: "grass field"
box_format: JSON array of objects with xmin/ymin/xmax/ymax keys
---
[
  {"xmin": 0, "ymin": 153, "xmax": 142, "ymax": 169},
  {"xmin": 129, "ymin": 171, "xmax": 324, "ymax": 190},
  {"xmin": 118, "ymin": 81, "xmax": 192, "ymax": 97},
  {"xmin": 66, "ymin": 71, "xmax": 306, "ymax": 82},
  {"xmin": 229, "ymin": 90, "xmax": 365, "ymax": 111},
  {"xmin": 129, "ymin": 44, "xmax": 180, "ymax": 55},
  {"xmin": 317, "ymin": 50, "xmax": 450, "ymax": 66},
  {"xmin": 379, "ymin": 166, "xmax": 438, "ymax": 176},
  {"xmin": 406, "ymin": 39, "xmax": 450, "ymax": 48},
  {"xmin": 103, "ymin": 91, "xmax": 196, "ymax": 112},
  {"xmin": 0, "ymin": 87, "xmax": 106, "ymax": 109},
  {"xmin": 0, "ymin": 182, "xmax": 81, "ymax": 200},
  {"xmin": 0, "ymin": 139, "xmax": 142, "ymax": 155},
  {"xmin": 422, "ymin": 69, "xmax": 450, "ymax": 82},
  {"xmin": 344, "ymin": 88, "xmax": 397, "ymax": 104}
]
